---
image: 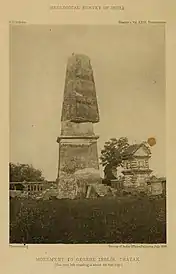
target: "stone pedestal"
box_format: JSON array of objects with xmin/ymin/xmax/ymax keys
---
[{"xmin": 57, "ymin": 129, "xmax": 101, "ymax": 199}]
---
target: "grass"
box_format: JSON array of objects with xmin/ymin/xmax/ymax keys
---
[{"xmin": 10, "ymin": 196, "xmax": 166, "ymax": 244}]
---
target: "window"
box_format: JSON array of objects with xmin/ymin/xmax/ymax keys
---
[
  {"xmin": 127, "ymin": 162, "xmax": 130, "ymax": 169},
  {"xmin": 131, "ymin": 160, "xmax": 137, "ymax": 168},
  {"xmin": 139, "ymin": 160, "xmax": 145, "ymax": 168}
]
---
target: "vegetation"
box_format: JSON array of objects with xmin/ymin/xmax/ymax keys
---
[
  {"xmin": 10, "ymin": 196, "xmax": 166, "ymax": 244},
  {"xmin": 100, "ymin": 137, "xmax": 129, "ymax": 179},
  {"xmin": 9, "ymin": 162, "xmax": 45, "ymax": 182}
]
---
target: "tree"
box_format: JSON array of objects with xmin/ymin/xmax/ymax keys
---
[
  {"xmin": 9, "ymin": 162, "xmax": 45, "ymax": 182},
  {"xmin": 100, "ymin": 137, "xmax": 129, "ymax": 179}
]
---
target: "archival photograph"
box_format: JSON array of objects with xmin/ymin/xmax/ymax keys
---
[{"xmin": 9, "ymin": 24, "xmax": 166, "ymax": 244}]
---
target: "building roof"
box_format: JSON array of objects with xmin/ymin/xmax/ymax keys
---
[
  {"xmin": 122, "ymin": 144, "xmax": 140, "ymax": 156},
  {"xmin": 122, "ymin": 143, "xmax": 151, "ymax": 158}
]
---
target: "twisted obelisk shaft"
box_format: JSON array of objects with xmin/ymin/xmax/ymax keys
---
[{"xmin": 57, "ymin": 54, "xmax": 100, "ymax": 199}]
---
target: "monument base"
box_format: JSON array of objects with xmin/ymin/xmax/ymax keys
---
[{"xmin": 57, "ymin": 135, "xmax": 101, "ymax": 199}]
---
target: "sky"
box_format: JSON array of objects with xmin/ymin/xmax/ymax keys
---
[{"xmin": 10, "ymin": 24, "xmax": 165, "ymax": 180}]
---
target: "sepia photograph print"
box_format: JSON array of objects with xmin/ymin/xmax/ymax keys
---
[{"xmin": 9, "ymin": 24, "xmax": 166, "ymax": 244}]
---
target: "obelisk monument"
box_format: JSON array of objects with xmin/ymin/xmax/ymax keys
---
[{"xmin": 57, "ymin": 53, "xmax": 101, "ymax": 198}]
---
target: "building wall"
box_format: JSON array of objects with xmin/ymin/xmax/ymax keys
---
[
  {"xmin": 123, "ymin": 174, "xmax": 133, "ymax": 186},
  {"xmin": 151, "ymin": 181, "xmax": 164, "ymax": 195},
  {"xmin": 122, "ymin": 153, "xmax": 151, "ymax": 189},
  {"xmin": 135, "ymin": 173, "xmax": 149, "ymax": 188},
  {"xmin": 123, "ymin": 157, "xmax": 149, "ymax": 170}
]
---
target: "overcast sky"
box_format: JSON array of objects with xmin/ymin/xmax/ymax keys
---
[{"xmin": 10, "ymin": 24, "xmax": 165, "ymax": 180}]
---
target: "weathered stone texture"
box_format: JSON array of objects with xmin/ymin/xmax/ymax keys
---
[
  {"xmin": 57, "ymin": 174, "xmax": 77, "ymax": 199},
  {"xmin": 61, "ymin": 121, "xmax": 95, "ymax": 137},
  {"xmin": 74, "ymin": 168, "xmax": 101, "ymax": 185},
  {"xmin": 86, "ymin": 183, "xmax": 117, "ymax": 199},
  {"xmin": 57, "ymin": 54, "xmax": 101, "ymax": 199},
  {"xmin": 57, "ymin": 168, "xmax": 115, "ymax": 199},
  {"xmin": 61, "ymin": 54, "xmax": 99, "ymax": 123},
  {"xmin": 58, "ymin": 140, "xmax": 99, "ymax": 175}
]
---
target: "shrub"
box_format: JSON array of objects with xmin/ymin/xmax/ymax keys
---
[{"xmin": 10, "ymin": 196, "xmax": 166, "ymax": 244}]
